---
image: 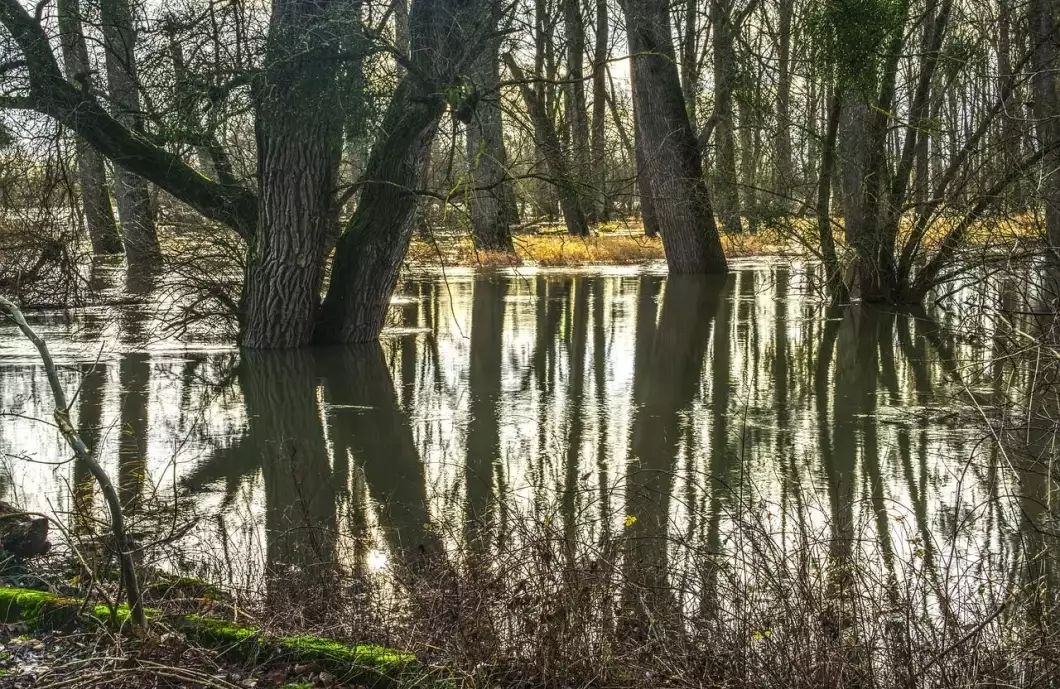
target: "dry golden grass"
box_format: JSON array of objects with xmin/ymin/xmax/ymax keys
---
[{"xmin": 406, "ymin": 220, "xmax": 799, "ymax": 268}]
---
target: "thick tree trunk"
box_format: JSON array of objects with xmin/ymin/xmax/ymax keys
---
[
  {"xmin": 240, "ymin": 0, "xmax": 344, "ymax": 349},
  {"xmin": 466, "ymin": 33, "xmax": 515, "ymax": 251},
  {"xmin": 710, "ymin": 0, "xmax": 741, "ymax": 234},
  {"xmin": 100, "ymin": 0, "xmax": 161, "ymax": 266},
  {"xmin": 55, "ymin": 0, "xmax": 121, "ymax": 256},
  {"xmin": 505, "ymin": 55, "xmax": 591, "ymax": 237},
  {"xmin": 623, "ymin": 0, "xmax": 728, "ymax": 273}
]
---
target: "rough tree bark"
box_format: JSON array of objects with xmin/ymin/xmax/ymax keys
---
[
  {"xmin": 623, "ymin": 0, "xmax": 728, "ymax": 273},
  {"xmin": 240, "ymin": 0, "xmax": 344, "ymax": 348},
  {"xmin": 100, "ymin": 0, "xmax": 162, "ymax": 266},
  {"xmin": 55, "ymin": 0, "xmax": 122, "ymax": 255}
]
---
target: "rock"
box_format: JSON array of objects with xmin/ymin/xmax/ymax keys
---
[{"xmin": 0, "ymin": 501, "xmax": 50, "ymax": 558}]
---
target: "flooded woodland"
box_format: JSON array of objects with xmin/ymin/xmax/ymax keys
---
[
  {"xmin": 2, "ymin": 259, "xmax": 1058, "ymax": 686},
  {"xmin": 1, "ymin": 0, "xmax": 1060, "ymax": 681}
]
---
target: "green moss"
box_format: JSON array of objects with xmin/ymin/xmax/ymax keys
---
[
  {"xmin": 144, "ymin": 575, "xmax": 223, "ymax": 602},
  {"xmin": 0, "ymin": 586, "xmax": 79, "ymax": 629},
  {"xmin": 281, "ymin": 634, "xmax": 414, "ymax": 667},
  {"xmin": 0, "ymin": 586, "xmax": 426, "ymax": 687}
]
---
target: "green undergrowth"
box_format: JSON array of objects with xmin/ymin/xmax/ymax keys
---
[{"xmin": 0, "ymin": 586, "xmax": 430, "ymax": 687}]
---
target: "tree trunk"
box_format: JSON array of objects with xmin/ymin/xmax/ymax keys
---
[
  {"xmin": 100, "ymin": 0, "xmax": 161, "ymax": 266},
  {"xmin": 774, "ymin": 0, "xmax": 795, "ymax": 210},
  {"xmin": 564, "ymin": 0, "xmax": 590, "ymax": 206},
  {"xmin": 818, "ymin": 94, "xmax": 849, "ymax": 301},
  {"xmin": 314, "ymin": 78, "xmax": 444, "ymax": 343},
  {"xmin": 678, "ymin": 0, "xmax": 699, "ymax": 130},
  {"xmin": 1029, "ymin": 0, "xmax": 1060, "ymax": 251},
  {"xmin": 710, "ymin": 0, "xmax": 741, "ymax": 234},
  {"xmin": 240, "ymin": 0, "xmax": 344, "ymax": 349},
  {"xmin": 630, "ymin": 70, "xmax": 660, "ymax": 237},
  {"xmin": 505, "ymin": 55, "xmax": 591, "ymax": 237},
  {"xmin": 623, "ymin": 0, "xmax": 728, "ymax": 273},
  {"xmin": 55, "ymin": 0, "xmax": 121, "ymax": 255},
  {"xmin": 590, "ymin": 0, "xmax": 609, "ymax": 220},
  {"xmin": 466, "ymin": 31, "xmax": 515, "ymax": 251},
  {"xmin": 737, "ymin": 91, "xmax": 759, "ymax": 230}
]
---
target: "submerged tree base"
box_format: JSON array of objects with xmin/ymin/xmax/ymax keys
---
[{"xmin": 0, "ymin": 586, "xmax": 424, "ymax": 688}]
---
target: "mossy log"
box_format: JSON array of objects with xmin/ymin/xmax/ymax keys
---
[{"xmin": 0, "ymin": 586, "xmax": 435, "ymax": 687}]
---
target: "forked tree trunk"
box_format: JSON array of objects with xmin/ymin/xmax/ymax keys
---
[
  {"xmin": 55, "ymin": 0, "xmax": 121, "ymax": 255},
  {"xmin": 100, "ymin": 0, "xmax": 161, "ymax": 266},
  {"xmin": 296, "ymin": 0, "xmax": 498, "ymax": 345},
  {"xmin": 314, "ymin": 77, "xmax": 445, "ymax": 343},
  {"xmin": 623, "ymin": 0, "xmax": 728, "ymax": 273},
  {"xmin": 240, "ymin": 0, "xmax": 344, "ymax": 348}
]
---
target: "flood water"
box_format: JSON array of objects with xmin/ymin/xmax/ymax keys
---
[{"xmin": 0, "ymin": 260, "xmax": 1048, "ymax": 636}]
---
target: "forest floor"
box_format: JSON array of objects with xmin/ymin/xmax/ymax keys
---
[{"xmin": 0, "ymin": 623, "xmax": 321, "ymax": 689}]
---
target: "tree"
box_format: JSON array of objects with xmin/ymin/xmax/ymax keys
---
[
  {"xmin": 563, "ymin": 0, "xmax": 590, "ymax": 203},
  {"xmin": 505, "ymin": 54, "xmax": 591, "ymax": 236},
  {"xmin": 589, "ymin": 0, "xmax": 609, "ymax": 220},
  {"xmin": 466, "ymin": 10, "xmax": 516, "ymax": 252},
  {"xmin": 55, "ymin": 0, "xmax": 122, "ymax": 255},
  {"xmin": 0, "ymin": 0, "xmax": 499, "ymax": 348},
  {"xmin": 622, "ymin": 0, "xmax": 728, "ymax": 273},
  {"xmin": 709, "ymin": 0, "xmax": 742, "ymax": 234},
  {"xmin": 100, "ymin": 0, "xmax": 162, "ymax": 265}
]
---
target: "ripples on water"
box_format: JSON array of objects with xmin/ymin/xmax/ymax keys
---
[{"xmin": 0, "ymin": 260, "xmax": 1053, "ymax": 658}]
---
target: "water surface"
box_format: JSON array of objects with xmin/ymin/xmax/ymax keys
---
[{"xmin": 0, "ymin": 260, "xmax": 1033, "ymax": 630}]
